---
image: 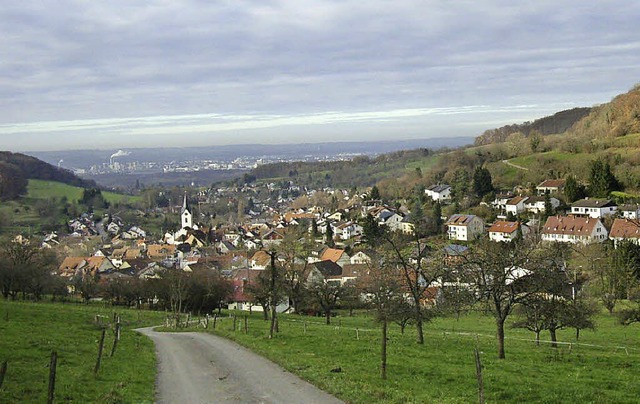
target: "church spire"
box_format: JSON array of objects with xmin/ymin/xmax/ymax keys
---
[{"xmin": 181, "ymin": 192, "xmax": 192, "ymax": 229}]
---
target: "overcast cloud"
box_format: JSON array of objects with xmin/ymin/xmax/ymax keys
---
[{"xmin": 1, "ymin": 1, "xmax": 639, "ymax": 151}]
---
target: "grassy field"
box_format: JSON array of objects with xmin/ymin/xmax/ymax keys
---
[
  {"xmin": 0, "ymin": 301, "xmax": 164, "ymax": 403},
  {"xmin": 187, "ymin": 308, "xmax": 640, "ymax": 403},
  {"xmin": 26, "ymin": 179, "xmax": 142, "ymax": 205}
]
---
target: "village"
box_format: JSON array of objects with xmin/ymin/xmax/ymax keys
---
[{"xmin": 35, "ymin": 172, "xmax": 640, "ymax": 315}]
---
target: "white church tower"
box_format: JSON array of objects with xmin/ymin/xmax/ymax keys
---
[{"xmin": 181, "ymin": 192, "xmax": 193, "ymax": 229}]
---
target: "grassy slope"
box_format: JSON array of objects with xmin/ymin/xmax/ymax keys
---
[
  {"xmin": 0, "ymin": 301, "xmax": 164, "ymax": 403},
  {"xmin": 196, "ymin": 309, "xmax": 640, "ymax": 403},
  {"xmin": 26, "ymin": 179, "xmax": 142, "ymax": 205}
]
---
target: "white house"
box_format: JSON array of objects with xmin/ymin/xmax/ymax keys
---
[
  {"xmin": 425, "ymin": 184, "xmax": 452, "ymax": 202},
  {"xmin": 619, "ymin": 204, "xmax": 640, "ymax": 220},
  {"xmin": 570, "ymin": 199, "xmax": 617, "ymax": 218},
  {"xmin": 445, "ymin": 214, "xmax": 484, "ymax": 241},
  {"xmin": 488, "ymin": 221, "xmax": 528, "ymax": 242},
  {"xmin": 609, "ymin": 218, "xmax": 640, "ymax": 246},
  {"xmin": 541, "ymin": 215, "xmax": 608, "ymax": 244},
  {"xmin": 505, "ymin": 196, "xmax": 528, "ymax": 216},
  {"xmin": 524, "ymin": 196, "xmax": 560, "ymax": 214},
  {"xmin": 536, "ymin": 179, "xmax": 566, "ymax": 195}
]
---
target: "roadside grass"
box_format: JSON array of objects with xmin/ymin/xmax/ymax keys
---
[
  {"xmin": 0, "ymin": 301, "xmax": 164, "ymax": 403},
  {"xmin": 189, "ymin": 309, "xmax": 640, "ymax": 403}
]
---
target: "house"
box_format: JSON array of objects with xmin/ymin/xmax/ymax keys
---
[
  {"xmin": 58, "ymin": 257, "xmax": 88, "ymax": 277},
  {"xmin": 217, "ymin": 240, "xmax": 237, "ymax": 254},
  {"xmin": 609, "ymin": 218, "xmax": 640, "ymax": 246},
  {"xmin": 377, "ymin": 210, "xmax": 404, "ymax": 228},
  {"xmin": 227, "ymin": 268, "xmax": 290, "ymax": 313},
  {"xmin": 488, "ymin": 221, "xmax": 527, "ymax": 242},
  {"xmin": 505, "ymin": 196, "xmax": 528, "ymax": 216},
  {"xmin": 445, "ymin": 214, "xmax": 484, "ymax": 241},
  {"xmin": 320, "ymin": 247, "xmax": 351, "ymax": 267},
  {"xmin": 147, "ymin": 244, "xmax": 176, "ymax": 260},
  {"xmin": 307, "ymin": 260, "xmax": 344, "ymax": 285},
  {"xmin": 524, "ymin": 196, "xmax": 560, "ymax": 214},
  {"xmin": 425, "ymin": 184, "xmax": 452, "ymax": 202},
  {"xmin": 541, "ymin": 215, "xmax": 608, "ymax": 244},
  {"xmin": 536, "ymin": 179, "xmax": 566, "ymax": 195},
  {"xmin": 262, "ymin": 230, "xmax": 284, "ymax": 248},
  {"xmin": 570, "ymin": 199, "xmax": 617, "ymax": 218},
  {"xmin": 492, "ymin": 192, "xmax": 515, "ymax": 211},
  {"xmin": 249, "ymin": 250, "xmax": 271, "ymax": 269},
  {"xmin": 395, "ymin": 217, "xmax": 415, "ymax": 235},
  {"xmin": 619, "ymin": 204, "xmax": 640, "ymax": 219},
  {"xmin": 350, "ymin": 250, "xmax": 377, "ymax": 265}
]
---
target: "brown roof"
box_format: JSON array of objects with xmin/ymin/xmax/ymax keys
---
[
  {"xmin": 251, "ymin": 250, "xmax": 271, "ymax": 267},
  {"xmin": 488, "ymin": 221, "xmax": 520, "ymax": 234},
  {"xmin": 124, "ymin": 248, "xmax": 142, "ymax": 260},
  {"xmin": 537, "ymin": 179, "xmax": 566, "ymax": 188},
  {"xmin": 147, "ymin": 244, "xmax": 176, "ymax": 259},
  {"xmin": 506, "ymin": 196, "xmax": 528, "ymax": 205},
  {"xmin": 542, "ymin": 216, "xmax": 599, "ymax": 235},
  {"xmin": 445, "ymin": 214, "xmax": 478, "ymax": 226},
  {"xmin": 58, "ymin": 256, "xmax": 87, "ymax": 272},
  {"xmin": 610, "ymin": 219, "xmax": 640, "ymax": 239},
  {"xmin": 321, "ymin": 247, "xmax": 345, "ymax": 263}
]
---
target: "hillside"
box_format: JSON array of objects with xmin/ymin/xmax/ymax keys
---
[
  {"xmin": 474, "ymin": 107, "xmax": 592, "ymax": 145},
  {"xmin": 0, "ymin": 151, "xmax": 96, "ymax": 200}
]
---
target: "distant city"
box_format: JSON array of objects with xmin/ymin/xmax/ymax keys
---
[{"xmin": 29, "ymin": 137, "xmax": 473, "ymax": 183}]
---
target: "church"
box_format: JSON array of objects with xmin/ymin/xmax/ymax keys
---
[{"xmin": 164, "ymin": 193, "xmax": 199, "ymax": 245}]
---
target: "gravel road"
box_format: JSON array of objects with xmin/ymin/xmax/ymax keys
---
[{"xmin": 137, "ymin": 327, "xmax": 343, "ymax": 404}]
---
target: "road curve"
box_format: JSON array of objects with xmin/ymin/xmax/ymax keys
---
[{"xmin": 137, "ymin": 327, "xmax": 343, "ymax": 404}]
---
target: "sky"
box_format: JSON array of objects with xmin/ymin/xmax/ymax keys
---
[{"xmin": 1, "ymin": 1, "xmax": 639, "ymax": 151}]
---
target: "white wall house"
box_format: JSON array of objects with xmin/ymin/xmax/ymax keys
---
[
  {"xmin": 425, "ymin": 184, "xmax": 452, "ymax": 202},
  {"xmin": 505, "ymin": 196, "xmax": 528, "ymax": 216},
  {"xmin": 445, "ymin": 214, "xmax": 484, "ymax": 241},
  {"xmin": 488, "ymin": 221, "xmax": 526, "ymax": 242},
  {"xmin": 524, "ymin": 196, "xmax": 560, "ymax": 214},
  {"xmin": 541, "ymin": 215, "xmax": 608, "ymax": 244},
  {"xmin": 609, "ymin": 218, "xmax": 640, "ymax": 246},
  {"xmin": 619, "ymin": 204, "xmax": 640, "ymax": 220},
  {"xmin": 570, "ymin": 199, "xmax": 617, "ymax": 218}
]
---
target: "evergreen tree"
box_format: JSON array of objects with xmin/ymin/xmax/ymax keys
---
[
  {"xmin": 369, "ymin": 185, "xmax": 381, "ymax": 201},
  {"xmin": 360, "ymin": 214, "xmax": 385, "ymax": 247},
  {"xmin": 564, "ymin": 175, "xmax": 585, "ymax": 203},
  {"xmin": 430, "ymin": 201, "xmax": 443, "ymax": 234},
  {"xmin": 472, "ymin": 167, "xmax": 494, "ymax": 198},
  {"xmin": 588, "ymin": 158, "xmax": 620, "ymax": 197},
  {"xmin": 325, "ymin": 223, "xmax": 335, "ymax": 247},
  {"xmin": 543, "ymin": 191, "xmax": 554, "ymax": 218}
]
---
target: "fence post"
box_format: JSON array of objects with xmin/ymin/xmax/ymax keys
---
[
  {"xmin": 474, "ymin": 349, "xmax": 485, "ymax": 404},
  {"xmin": 0, "ymin": 360, "xmax": 7, "ymax": 390},
  {"xmin": 48, "ymin": 351, "xmax": 57, "ymax": 404},
  {"xmin": 94, "ymin": 328, "xmax": 106, "ymax": 375},
  {"xmin": 304, "ymin": 322, "xmax": 307, "ymax": 334},
  {"xmin": 232, "ymin": 315, "xmax": 237, "ymax": 331},
  {"xmin": 244, "ymin": 316, "xmax": 248, "ymax": 334},
  {"xmin": 110, "ymin": 318, "xmax": 121, "ymax": 357},
  {"xmin": 213, "ymin": 314, "xmax": 218, "ymax": 329},
  {"xmin": 356, "ymin": 328, "xmax": 360, "ymax": 340}
]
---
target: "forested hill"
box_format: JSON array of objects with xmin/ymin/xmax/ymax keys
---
[
  {"xmin": 474, "ymin": 107, "xmax": 592, "ymax": 146},
  {"xmin": 0, "ymin": 151, "xmax": 96, "ymax": 200}
]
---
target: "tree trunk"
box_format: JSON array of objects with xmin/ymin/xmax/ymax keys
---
[
  {"xmin": 576, "ymin": 327, "xmax": 580, "ymax": 341},
  {"xmin": 325, "ymin": 310, "xmax": 331, "ymax": 325},
  {"xmin": 415, "ymin": 306, "xmax": 424, "ymax": 344},
  {"xmin": 549, "ymin": 328, "xmax": 558, "ymax": 348},
  {"xmin": 496, "ymin": 317, "xmax": 506, "ymax": 359},
  {"xmin": 381, "ymin": 319, "xmax": 388, "ymax": 380},
  {"xmin": 262, "ymin": 307, "xmax": 269, "ymax": 321},
  {"xmin": 535, "ymin": 331, "xmax": 540, "ymax": 346},
  {"xmin": 269, "ymin": 306, "xmax": 277, "ymax": 339}
]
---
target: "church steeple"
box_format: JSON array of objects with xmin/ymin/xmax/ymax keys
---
[{"xmin": 181, "ymin": 192, "xmax": 192, "ymax": 229}]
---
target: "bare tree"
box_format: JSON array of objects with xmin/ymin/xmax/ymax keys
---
[
  {"xmin": 359, "ymin": 262, "xmax": 403, "ymax": 379},
  {"xmin": 385, "ymin": 233, "xmax": 443, "ymax": 344},
  {"xmin": 461, "ymin": 239, "xmax": 542, "ymax": 359},
  {"xmin": 308, "ymin": 279, "xmax": 347, "ymax": 325}
]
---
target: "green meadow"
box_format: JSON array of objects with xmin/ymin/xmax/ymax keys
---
[
  {"xmin": 195, "ymin": 309, "xmax": 640, "ymax": 403},
  {"xmin": 0, "ymin": 301, "xmax": 164, "ymax": 403}
]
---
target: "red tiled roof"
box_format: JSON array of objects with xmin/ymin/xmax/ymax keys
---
[
  {"xmin": 321, "ymin": 248, "xmax": 345, "ymax": 263},
  {"xmin": 542, "ymin": 216, "xmax": 599, "ymax": 235},
  {"xmin": 488, "ymin": 221, "xmax": 519, "ymax": 234},
  {"xmin": 610, "ymin": 218, "xmax": 640, "ymax": 239},
  {"xmin": 537, "ymin": 179, "xmax": 566, "ymax": 188}
]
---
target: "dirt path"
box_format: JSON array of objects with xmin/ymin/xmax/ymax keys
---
[
  {"xmin": 502, "ymin": 159, "xmax": 529, "ymax": 171},
  {"xmin": 137, "ymin": 327, "xmax": 343, "ymax": 404}
]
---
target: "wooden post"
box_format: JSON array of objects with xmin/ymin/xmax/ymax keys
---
[
  {"xmin": 356, "ymin": 328, "xmax": 360, "ymax": 340},
  {"xmin": 48, "ymin": 351, "xmax": 57, "ymax": 404},
  {"xmin": 474, "ymin": 349, "xmax": 485, "ymax": 404},
  {"xmin": 244, "ymin": 315, "xmax": 248, "ymax": 333},
  {"xmin": 0, "ymin": 360, "xmax": 7, "ymax": 390},
  {"xmin": 110, "ymin": 321, "xmax": 121, "ymax": 357},
  {"xmin": 304, "ymin": 322, "xmax": 307, "ymax": 334},
  {"xmin": 94, "ymin": 328, "xmax": 106, "ymax": 375},
  {"xmin": 232, "ymin": 315, "xmax": 237, "ymax": 331},
  {"xmin": 213, "ymin": 314, "xmax": 218, "ymax": 329},
  {"xmin": 205, "ymin": 314, "xmax": 209, "ymax": 329}
]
